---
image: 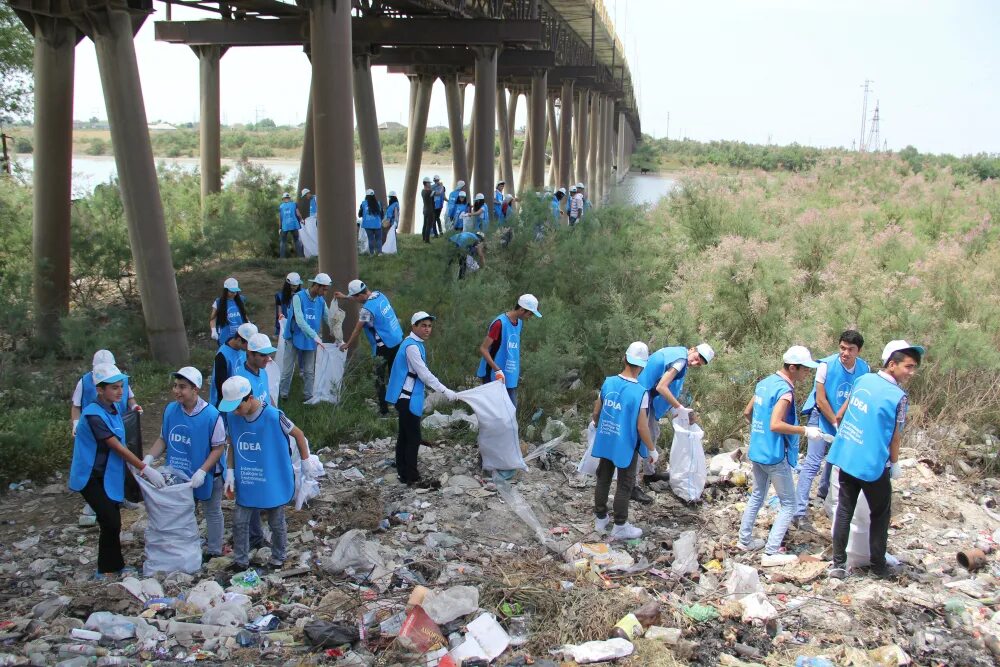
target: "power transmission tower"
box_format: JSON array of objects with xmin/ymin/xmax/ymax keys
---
[
  {"xmin": 865, "ymin": 101, "xmax": 881, "ymax": 152},
  {"xmin": 858, "ymin": 79, "xmax": 873, "ymax": 152}
]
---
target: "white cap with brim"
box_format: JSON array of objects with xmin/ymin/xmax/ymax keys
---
[
  {"xmin": 411, "ymin": 311, "xmax": 436, "ymax": 326},
  {"xmin": 286, "ymin": 272, "xmax": 302, "ymax": 286},
  {"xmin": 311, "ymin": 273, "xmax": 332, "ymax": 286},
  {"xmin": 248, "ymin": 333, "xmax": 277, "ymax": 355},
  {"xmin": 517, "ymin": 293, "xmax": 542, "ymax": 318},
  {"xmin": 696, "ymin": 343, "xmax": 715, "ymax": 364},
  {"xmin": 173, "ymin": 366, "xmax": 203, "ymax": 389},
  {"xmin": 783, "ymin": 345, "xmax": 819, "ymax": 368},
  {"xmin": 457, "ymin": 180, "xmax": 466, "ymax": 189},
  {"xmin": 223, "ymin": 277, "xmax": 240, "ymax": 292},
  {"xmin": 557, "ymin": 187, "xmax": 567, "ymax": 195},
  {"xmin": 626, "ymin": 341, "xmax": 649, "ymax": 367},
  {"xmin": 881, "ymin": 340, "xmax": 926, "ymax": 363},
  {"xmin": 237, "ymin": 322, "xmax": 258, "ymax": 342},
  {"xmin": 577, "ymin": 183, "xmax": 586, "ymax": 189},
  {"xmin": 93, "ymin": 363, "xmax": 128, "ymax": 385},
  {"xmin": 365, "ymin": 188, "xmax": 375, "ymax": 196},
  {"xmin": 474, "ymin": 193, "xmax": 486, "ymax": 201},
  {"xmin": 347, "ymin": 279, "xmax": 367, "ymax": 296},
  {"xmin": 218, "ymin": 376, "xmax": 252, "ymax": 413},
  {"xmin": 388, "ymin": 190, "xmax": 397, "ymax": 197},
  {"xmin": 282, "ymin": 192, "xmax": 291, "ymax": 199},
  {"xmin": 92, "ymin": 349, "xmax": 115, "ymax": 369},
  {"xmin": 301, "ymin": 188, "xmax": 311, "ymax": 196}
]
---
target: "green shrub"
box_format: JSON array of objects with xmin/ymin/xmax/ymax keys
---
[
  {"xmin": 86, "ymin": 138, "xmax": 108, "ymax": 156},
  {"xmin": 14, "ymin": 136, "xmax": 32, "ymax": 153}
]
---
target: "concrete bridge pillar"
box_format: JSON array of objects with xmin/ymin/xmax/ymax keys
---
[
  {"xmin": 546, "ymin": 94, "xmax": 558, "ymax": 188},
  {"xmin": 575, "ymin": 87, "xmax": 589, "ymax": 188},
  {"xmin": 496, "ymin": 85, "xmax": 515, "ymax": 197},
  {"xmin": 590, "ymin": 94, "xmax": 602, "ymax": 204},
  {"xmin": 465, "ymin": 89, "xmax": 476, "ymax": 184},
  {"xmin": 353, "ymin": 54, "xmax": 387, "ymax": 207},
  {"xmin": 297, "ymin": 84, "xmax": 315, "ymax": 216},
  {"xmin": 444, "ymin": 72, "xmax": 469, "ymax": 188},
  {"xmin": 401, "ymin": 74, "xmax": 433, "ymax": 234},
  {"xmin": 472, "ymin": 46, "xmax": 498, "ymax": 212},
  {"xmin": 558, "ymin": 78, "xmax": 574, "ymax": 191},
  {"xmin": 528, "ymin": 70, "xmax": 547, "ymax": 189},
  {"xmin": 517, "ymin": 89, "xmax": 532, "ymax": 195},
  {"xmin": 617, "ymin": 110, "xmax": 626, "ymax": 184},
  {"xmin": 192, "ymin": 45, "xmax": 225, "ymax": 209}
]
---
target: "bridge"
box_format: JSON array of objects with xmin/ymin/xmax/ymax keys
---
[{"xmin": 9, "ymin": 0, "xmax": 640, "ymax": 363}]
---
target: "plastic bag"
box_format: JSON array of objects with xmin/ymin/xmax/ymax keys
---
[
  {"xmin": 670, "ymin": 530, "xmax": 698, "ymax": 575},
  {"xmin": 201, "ymin": 602, "xmax": 248, "ymax": 627},
  {"xmin": 578, "ymin": 423, "xmax": 601, "ymax": 476},
  {"xmin": 669, "ymin": 418, "xmax": 707, "ymax": 502},
  {"xmin": 465, "ymin": 255, "xmax": 481, "ymax": 273},
  {"xmin": 455, "ymin": 382, "xmax": 526, "ymax": 472},
  {"xmin": 295, "ymin": 455, "xmax": 323, "ymax": 510},
  {"xmin": 304, "ymin": 345, "xmax": 347, "ymax": 405},
  {"xmin": 725, "ymin": 563, "xmax": 763, "ymax": 596},
  {"xmin": 495, "ymin": 477, "xmax": 550, "ymax": 546},
  {"xmin": 265, "ymin": 359, "xmax": 281, "ymax": 409},
  {"xmin": 383, "ymin": 226, "xmax": 398, "ymax": 254},
  {"xmin": 299, "ymin": 215, "xmax": 319, "ymax": 258},
  {"xmin": 123, "ymin": 410, "xmax": 144, "ymax": 504},
  {"xmin": 357, "ymin": 225, "xmax": 368, "ymax": 254},
  {"xmin": 826, "ymin": 466, "xmax": 900, "ymax": 568},
  {"xmin": 134, "ymin": 466, "xmax": 202, "ymax": 576},
  {"xmin": 421, "ymin": 586, "xmax": 480, "ymax": 624}
]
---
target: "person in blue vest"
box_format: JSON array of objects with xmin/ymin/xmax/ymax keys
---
[
  {"xmin": 144, "ymin": 366, "xmax": 227, "ymax": 562},
  {"xmin": 590, "ymin": 342, "xmax": 657, "ymax": 541},
  {"xmin": 493, "ymin": 180, "xmax": 506, "ymax": 219},
  {"xmin": 69, "ymin": 363, "xmax": 165, "ymax": 578},
  {"xmin": 273, "ymin": 272, "xmax": 302, "ymax": 337},
  {"xmin": 336, "ymin": 280, "xmax": 405, "ymax": 416},
  {"xmin": 301, "ymin": 188, "xmax": 318, "ymax": 218},
  {"xmin": 209, "ymin": 277, "xmax": 249, "ymax": 346},
  {"xmin": 461, "ymin": 194, "xmax": 489, "ymax": 233},
  {"xmin": 421, "ymin": 176, "xmax": 436, "ymax": 242},
  {"xmin": 551, "ymin": 187, "xmax": 567, "ymax": 226},
  {"xmin": 280, "ymin": 273, "xmax": 335, "ymax": 402},
  {"xmin": 476, "ymin": 294, "xmax": 541, "ymax": 409},
  {"xmin": 794, "ymin": 330, "xmax": 869, "ymax": 529},
  {"xmin": 827, "ymin": 340, "xmax": 921, "ymax": 579},
  {"xmin": 385, "ymin": 312, "xmax": 460, "ymax": 488},
  {"xmin": 446, "ymin": 180, "xmax": 466, "ymax": 227},
  {"xmin": 238, "ymin": 333, "xmax": 277, "ymax": 404},
  {"xmin": 450, "ymin": 191, "xmax": 470, "ymax": 230},
  {"xmin": 738, "ymin": 346, "xmax": 823, "ymax": 554},
  {"xmin": 219, "ymin": 376, "xmax": 313, "ymax": 572},
  {"xmin": 432, "ymin": 175, "xmax": 448, "ymax": 236},
  {"xmin": 358, "ymin": 188, "xmax": 385, "ymax": 256},
  {"xmin": 211, "ymin": 322, "xmax": 257, "ymax": 407},
  {"xmin": 448, "ymin": 231, "xmax": 486, "ymax": 280},
  {"xmin": 278, "ymin": 192, "xmax": 304, "ymax": 258},
  {"xmin": 577, "ymin": 183, "xmax": 592, "ymax": 213},
  {"xmin": 383, "ymin": 191, "xmax": 400, "ymax": 247},
  {"xmin": 71, "ymin": 349, "xmax": 140, "ymax": 437}
]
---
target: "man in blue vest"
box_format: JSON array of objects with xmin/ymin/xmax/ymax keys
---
[
  {"xmin": 827, "ymin": 340, "xmax": 922, "ymax": 579},
  {"xmin": 590, "ymin": 342, "xmax": 657, "ymax": 541},
  {"xmin": 477, "ymin": 294, "xmax": 541, "ymax": 410},
  {"xmin": 738, "ymin": 346, "xmax": 823, "ymax": 555},
  {"xmin": 448, "ymin": 231, "xmax": 486, "ymax": 280},
  {"xmin": 211, "ymin": 322, "xmax": 257, "ymax": 407},
  {"xmin": 336, "ymin": 279, "xmax": 405, "ymax": 416},
  {"xmin": 280, "ymin": 273, "xmax": 334, "ymax": 402},
  {"xmin": 794, "ymin": 330, "xmax": 869, "ymax": 529},
  {"xmin": 432, "ymin": 175, "xmax": 448, "ymax": 236},
  {"xmin": 385, "ymin": 312, "xmax": 460, "ymax": 488},
  {"xmin": 144, "ymin": 366, "xmax": 227, "ymax": 561},
  {"xmin": 493, "ymin": 180, "xmax": 506, "ymax": 219},
  {"xmin": 301, "ymin": 188, "xmax": 317, "ymax": 219},
  {"xmin": 278, "ymin": 192, "xmax": 304, "ymax": 258}
]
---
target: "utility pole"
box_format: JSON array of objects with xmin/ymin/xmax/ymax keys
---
[
  {"xmin": 858, "ymin": 79, "xmax": 872, "ymax": 152},
  {"xmin": 866, "ymin": 101, "xmax": 881, "ymax": 153}
]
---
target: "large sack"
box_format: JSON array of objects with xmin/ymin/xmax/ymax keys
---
[
  {"xmin": 382, "ymin": 226, "xmax": 398, "ymax": 254},
  {"xmin": 300, "ymin": 216, "xmax": 319, "ymax": 258},
  {"xmin": 577, "ymin": 423, "xmax": 601, "ymax": 476},
  {"xmin": 456, "ymin": 381, "xmax": 527, "ymax": 472},
  {"xmin": 135, "ymin": 466, "xmax": 201, "ymax": 576},
  {"xmin": 826, "ymin": 466, "xmax": 900, "ymax": 568},
  {"xmin": 304, "ymin": 345, "xmax": 347, "ymax": 405},
  {"xmin": 669, "ymin": 418, "xmax": 707, "ymax": 502}
]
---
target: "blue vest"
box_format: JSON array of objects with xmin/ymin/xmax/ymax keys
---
[
  {"xmin": 360, "ymin": 200, "xmax": 382, "ymax": 230},
  {"xmin": 637, "ymin": 347, "xmax": 689, "ymax": 419},
  {"xmin": 476, "ymin": 314, "xmax": 522, "ymax": 388},
  {"xmin": 827, "ymin": 373, "xmax": 905, "ymax": 482},
  {"xmin": 214, "ymin": 297, "xmax": 245, "ymax": 346},
  {"xmin": 591, "ymin": 375, "xmax": 648, "ymax": 468},
  {"xmin": 361, "ymin": 292, "xmax": 404, "ymax": 356},
  {"xmin": 467, "ymin": 207, "xmax": 487, "ymax": 232},
  {"xmin": 80, "ymin": 372, "xmax": 131, "ymax": 416},
  {"xmin": 433, "ymin": 184, "xmax": 447, "ymax": 208},
  {"xmin": 493, "ymin": 190, "xmax": 504, "ymax": 218},
  {"xmin": 69, "ymin": 402, "xmax": 127, "ymax": 502},
  {"xmin": 386, "ymin": 337, "xmax": 426, "ymax": 416},
  {"xmin": 287, "ymin": 290, "xmax": 326, "ymax": 351},
  {"xmin": 227, "ymin": 405, "xmax": 295, "ymax": 509},
  {"xmin": 748, "ymin": 373, "xmax": 800, "ymax": 466},
  {"xmin": 161, "ymin": 401, "xmax": 220, "ymax": 501},
  {"xmin": 386, "ymin": 201, "xmax": 399, "ymax": 226},
  {"xmin": 452, "ymin": 202, "xmax": 469, "ymax": 229},
  {"xmin": 309, "ymin": 196, "xmax": 318, "ymax": 217},
  {"xmin": 446, "ymin": 190, "xmax": 462, "ymax": 219},
  {"xmin": 450, "ymin": 231, "xmax": 480, "ymax": 250},
  {"xmin": 236, "ymin": 363, "xmax": 271, "ymax": 406},
  {"xmin": 279, "ymin": 201, "xmax": 300, "ymax": 232},
  {"xmin": 210, "ymin": 344, "xmax": 246, "ymax": 406},
  {"xmin": 802, "ymin": 354, "xmax": 871, "ymax": 435},
  {"xmin": 274, "ymin": 291, "xmax": 296, "ymax": 336},
  {"xmin": 550, "ymin": 196, "xmax": 562, "ymax": 221}
]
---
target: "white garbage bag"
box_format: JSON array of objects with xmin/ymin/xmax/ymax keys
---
[
  {"xmin": 826, "ymin": 466, "xmax": 900, "ymax": 568},
  {"xmin": 357, "ymin": 224, "xmax": 368, "ymax": 254},
  {"xmin": 265, "ymin": 359, "xmax": 280, "ymax": 408},
  {"xmin": 272, "ymin": 319, "xmax": 287, "ymax": 394},
  {"xmin": 456, "ymin": 381, "xmax": 527, "ymax": 472},
  {"xmin": 382, "ymin": 226, "xmax": 398, "ymax": 254},
  {"xmin": 669, "ymin": 418, "xmax": 707, "ymax": 502},
  {"xmin": 134, "ymin": 466, "xmax": 202, "ymax": 576},
  {"xmin": 578, "ymin": 423, "xmax": 601, "ymax": 476},
  {"xmin": 465, "ymin": 255, "xmax": 481, "ymax": 273},
  {"xmin": 299, "ymin": 215, "xmax": 319, "ymax": 258},
  {"xmin": 304, "ymin": 345, "xmax": 347, "ymax": 405}
]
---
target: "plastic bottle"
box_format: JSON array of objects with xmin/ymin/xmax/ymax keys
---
[
  {"xmin": 610, "ymin": 613, "xmax": 643, "ymax": 640},
  {"xmin": 59, "ymin": 645, "xmax": 108, "ymax": 657},
  {"xmin": 97, "ymin": 658, "xmax": 134, "ymax": 666},
  {"xmin": 56, "ymin": 658, "xmax": 95, "ymax": 667}
]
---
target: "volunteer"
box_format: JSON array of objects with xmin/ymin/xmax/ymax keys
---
[
  {"xmin": 280, "ymin": 273, "xmax": 340, "ymax": 403},
  {"xmin": 461, "ymin": 193, "xmax": 489, "ymax": 233},
  {"xmin": 238, "ymin": 333, "xmax": 277, "ymax": 404},
  {"xmin": 144, "ymin": 367, "xmax": 226, "ymax": 562},
  {"xmin": 278, "ymin": 192, "xmax": 304, "ymax": 258},
  {"xmin": 421, "ymin": 176, "xmax": 436, "ymax": 242},
  {"xmin": 827, "ymin": 340, "xmax": 922, "ymax": 579},
  {"xmin": 577, "ymin": 183, "xmax": 591, "ymax": 213},
  {"xmin": 385, "ymin": 312, "xmax": 460, "ymax": 488},
  {"xmin": 551, "ymin": 187, "xmax": 567, "ymax": 225},
  {"xmin": 220, "ymin": 376, "xmax": 316, "ymax": 572},
  {"xmin": 210, "ymin": 322, "xmax": 257, "ymax": 407},
  {"xmin": 795, "ymin": 330, "xmax": 869, "ymax": 529},
  {"xmin": 493, "ymin": 180, "xmax": 506, "ymax": 219},
  {"xmin": 476, "ymin": 294, "xmax": 541, "ymax": 409},
  {"xmin": 383, "ymin": 191, "xmax": 400, "ymax": 246},
  {"xmin": 301, "ymin": 188, "xmax": 317, "ymax": 218},
  {"xmin": 570, "ymin": 184, "xmax": 585, "ymax": 224},
  {"xmin": 69, "ymin": 363, "xmax": 165, "ymax": 579},
  {"xmin": 590, "ymin": 342, "xmax": 656, "ymax": 541},
  {"xmin": 432, "ymin": 175, "xmax": 448, "ymax": 236},
  {"xmin": 209, "ymin": 277, "xmax": 249, "ymax": 346},
  {"xmin": 737, "ymin": 346, "xmax": 822, "ymax": 554},
  {"xmin": 273, "ymin": 272, "xmax": 302, "ymax": 337},
  {"xmin": 448, "ymin": 231, "xmax": 486, "ymax": 280},
  {"xmin": 358, "ymin": 188, "xmax": 384, "ymax": 256},
  {"xmin": 335, "ymin": 280, "xmax": 404, "ymax": 416},
  {"xmin": 72, "ymin": 349, "xmax": 140, "ymax": 436},
  {"xmin": 450, "ymin": 191, "xmax": 470, "ymax": 230},
  {"xmin": 446, "ymin": 180, "xmax": 467, "ymax": 227}
]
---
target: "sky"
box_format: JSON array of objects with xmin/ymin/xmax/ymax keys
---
[{"xmin": 67, "ymin": 0, "xmax": 1000, "ymax": 156}]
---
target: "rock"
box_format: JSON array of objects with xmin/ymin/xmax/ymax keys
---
[
  {"xmin": 447, "ymin": 475, "xmax": 480, "ymax": 490},
  {"xmin": 645, "ymin": 626, "xmax": 682, "ymax": 644}
]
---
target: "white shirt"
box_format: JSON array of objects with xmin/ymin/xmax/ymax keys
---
[
  {"xmin": 617, "ymin": 374, "xmax": 650, "ymax": 410},
  {"xmin": 401, "ymin": 333, "xmax": 449, "ymax": 395},
  {"xmin": 72, "ymin": 374, "xmax": 136, "ymax": 407},
  {"xmin": 815, "ymin": 359, "xmax": 856, "ymax": 385},
  {"xmin": 180, "ymin": 397, "xmax": 227, "ymax": 446}
]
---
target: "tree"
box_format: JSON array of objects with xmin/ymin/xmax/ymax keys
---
[{"xmin": 0, "ymin": 4, "xmax": 33, "ymax": 117}]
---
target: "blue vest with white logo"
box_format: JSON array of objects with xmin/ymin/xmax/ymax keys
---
[
  {"xmin": 827, "ymin": 373, "xmax": 904, "ymax": 482},
  {"xmin": 450, "ymin": 231, "xmax": 480, "ymax": 250},
  {"xmin": 361, "ymin": 292, "xmax": 404, "ymax": 356},
  {"xmin": 309, "ymin": 196, "xmax": 318, "ymax": 217},
  {"xmin": 749, "ymin": 373, "xmax": 800, "ymax": 466},
  {"xmin": 493, "ymin": 190, "xmax": 504, "ymax": 219},
  {"xmin": 637, "ymin": 347, "xmax": 689, "ymax": 419},
  {"xmin": 591, "ymin": 375, "xmax": 648, "ymax": 468},
  {"xmin": 227, "ymin": 405, "xmax": 295, "ymax": 509},
  {"xmin": 80, "ymin": 372, "xmax": 131, "ymax": 416},
  {"xmin": 434, "ymin": 184, "xmax": 447, "ymax": 209},
  {"xmin": 447, "ymin": 190, "xmax": 462, "ymax": 219},
  {"xmin": 279, "ymin": 200, "xmax": 300, "ymax": 231},
  {"xmin": 550, "ymin": 196, "xmax": 561, "ymax": 221},
  {"xmin": 161, "ymin": 401, "xmax": 220, "ymax": 501},
  {"xmin": 214, "ymin": 297, "xmax": 245, "ymax": 346},
  {"xmin": 476, "ymin": 314, "xmax": 522, "ymax": 388},
  {"xmin": 236, "ymin": 363, "xmax": 271, "ymax": 406},
  {"xmin": 802, "ymin": 354, "xmax": 871, "ymax": 435},
  {"xmin": 360, "ymin": 200, "xmax": 382, "ymax": 230},
  {"xmin": 385, "ymin": 337, "xmax": 426, "ymax": 416},
  {"xmin": 287, "ymin": 290, "xmax": 326, "ymax": 351},
  {"xmin": 69, "ymin": 402, "xmax": 127, "ymax": 502},
  {"xmin": 452, "ymin": 202, "xmax": 469, "ymax": 229},
  {"xmin": 386, "ymin": 201, "xmax": 399, "ymax": 227},
  {"xmin": 209, "ymin": 344, "xmax": 246, "ymax": 407}
]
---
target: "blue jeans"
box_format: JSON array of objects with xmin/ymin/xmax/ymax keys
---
[
  {"xmin": 365, "ymin": 228, "xmax": 382, "ymax": 255},
  {"xmin": 795, "ymin": 431, "xmax": 833, "ymax": 517},
  {"xmin": 739, "ymin": 460, "xmax": 796, "ymax": 554},
  {"xmin": 279, "ymin": 230, "xmax": 303, "ymax": 258},
  {"xmin": 279, "ymin": 340, "xmax": 317, "ymax": 400},
  {"xmin": 199, "ymin": 475, "xmax": 225, "ymax": 555},
  {"xmin": 233, "ymin": 504, "xmax": 287, "ymax": 567}
]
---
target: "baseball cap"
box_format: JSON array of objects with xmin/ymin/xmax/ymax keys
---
[
  {"xmin": 456, "ymin": 180, "xmax": 466, "ymax": 188},
  {"xmin": 365, "ymin": 188, "xmax": 375, "ymax": 196},
  {"xmin": 422, "ymin": 176, "xmax": 431, "ymax": 183},
  {"xmin": 301, "ymin": 188, "xmax": 311, "ymax": 196},
  {"xmin": 286, "ymin": 272, "xmax": 302, "ymax": 286},
  {"xmin": 881, "ymin": 340, "xmax": 926, "ymax": 363},
  {"xmin": 625, "ymin": 342, "xmax": 649, "ymax": 367},
  {"xmin": 569, "ymin": 186, "xmax": 577, "ymax": 193},
  {"xmin": 388, "ymin": 190, "xmax": 397, "ymax": 197},
  {"xmin": 517, "ymin": 294, "xmax": 542, "ymax": 318},
  {"xmin": 223, "ymin": 277, "xmax": 240, "ymax": 292},
  {"xmin": 577, "ymin": 183, "xmax": 586, "ymax": 189},
  {"xmin": 557, "ymin": 187, "xmax": 567, "ymax": 195},
  {"xmin": 696, "ymin": 343, "xmax": 715, "ymax": 364},
  {"xmin": 347, "ymin": 279, "xmax": 367, "ymax": 296},
  {"xmin": 783, "ymin": 345, "xmax": 819, "ymax": 368},
  {"xmin": 311, "ymin": 273, "xmax": 332, "ymax": 286},
  {"xmin": 433, "ymin": 174, "xmax": 441, "ymax": 181},
  {"xmin": 411, "ymin": 311, "xmax": 436, "ymax": 325},
  {"xmin": 173, "ymin": 366, "xmax": 203, "ymax": 389},
  {"xmin": 458, "ymin": 191, "xmax": 467, "ymax": 198},
  {"xmin": 474, "ymin": 193, "xmax": 485, "ymax": 201},
  {"xmin": 474, "ymin": 232, "xmax": 485, "ymax": 241},
  {"xmin": 218, "ymin": 376, "xmax": 252, "ymax": 413},
  {"xmin": 282, "ymin": 192, "xmax": 291, "ymax": 198},
  {"xmin": 237, "ymin": 322, "xmax": 258, "ymax": 341},
  {"xmin": 93, "ymin": 363, "xmax": 128, "ymax": 385},
  {"xmin": 248, "ymin": 333, "xmax": 277, "ymax": 355},
  {"xmin": 497, "ymin": 180, "xmax": 506, "ymax": 186},
  {"xmin": 92, "ymin": 349, "xmax": 115, "ymax": 369}
]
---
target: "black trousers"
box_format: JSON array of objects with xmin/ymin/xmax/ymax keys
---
[
  {"xmin": 395, "ymin": 399, "xmax": 422, "ymax": 483},
  {"xmin": 375, "ymin": 345, "xmax": 400, "ymax": 414},
  {"xmin": 421, "ymin": 211, "xmax": 436, "ymax": 243},
  {"xmin": 80, "ymin": 475, "xmax": 125, "ymax": 573},
  {"xmin": 832, "ymin": 467, "xmax": 892, "ymax": 569}
]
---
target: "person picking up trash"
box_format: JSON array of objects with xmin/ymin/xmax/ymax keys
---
[
  {"xmin": 826, "ymin": 340, "xmax": 922, "ymax": 580},
  {"xmin": 476, "ymin": 294, "xmax": 541, "ymax": 410},
  {"xmin": 589, "ymin": 342, "xmax": 657, "ymax": 541},
  {"xmin": 738, "ymin": 345, "xmax": 823, "ymax": 555},
  {"xmin": 210, "ymin": 322, "xmax": 257, "ymax": 407},
  {"xmin": 219, "ymin": 376, "xmax": 316, "ymax": 572},
  {"xmin": 281, "ymin": 273, "xmax": 344, "ymax": 403},
  {"xmin": 71, "ymin": 349, "xmax": 140, "ymax": 436}
]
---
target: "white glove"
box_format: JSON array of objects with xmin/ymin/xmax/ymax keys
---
[
  {"xmin": 190, "ymin": 469, "xmax": 207, "ymax": 489},
  {"xmin": 674, "ymin": 406, "xmax": 693, "ymax": 416},
  {"xmin": 224, "ymin": 469, "xmax": 235, "ymax": 495},
  {"xmin": 890, "ymin": 462, "xmax": 901, "ymax": 480},
  {"xmin": 142, "ymin": 454, "xmax": 154, "ymax": 467},
  {"xmin": 804, "ymin": 426, "xmax": 823, "ymax": 440},
  {"xmin": 141, "ymin": 465, "xmax": 166, "ymax": 489},
  {"xmin": 494, "ymin": 370, "xmax": 506, "ymax": 384},
  {"xmin": 303, "ymin": 456, "xmax": 324, "ymax": 477},
  {"xmin": 211, "ymin": 330, "xmax": 219, "ymax": 341},
  {"xmin": 648, "ymin": 448, "xmax": 660, "ymax": 465},
  {"xmin": 72, "ymin": 420, "xmax": 79, "ymax": 437},
  {"xmin": 821, "ymin": 432, "xmax": 836, "ymax": 444},
  {"xmin": 444, "ymin": 389, "xmax": 459, "ymax": 402}
]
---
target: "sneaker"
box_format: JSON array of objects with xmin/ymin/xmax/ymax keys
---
[
  {"xmin": 630, "ymin": 486, "xmax": 654, "ymax": 505},
  {"xmin": 737, "ymin": 538, "xmax": 766, "ymax": 552},
  {"xmin": 828, "ymin": 565, "xmax": 848, "ymax": 579},
  {"xmin": 870, "ymin": 563, "xmax": 903, "ymax": 580},
  {"xmin": 595, "ymin": 515, "xmax": 610, "ymax": 534},
  {"xmin": 643, "ymin": 472, "xmax": 670, "ymax": 484},
  {"xmin": 228, "ymin": 561, "xmax": 251, "ymax": 573},
  {"xmin": 91, "ymin": 571, "xmax": 113, "ymax": 582},
  {"xmin": 118, "ymin": 566, "xmax": 138, "ymax": 577},
  {"xmin": 268, "ymin": 560, "xmax": 285, "ymax": 571},
  {"xmin": 610, "ymin": 523, "xmax": 643, "ymax": 541}
]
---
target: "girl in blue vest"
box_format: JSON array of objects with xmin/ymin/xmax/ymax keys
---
[
  {"xmin": 219, "ymin": 376, "xmax": 313, "ymax": 572},
  {"xmin": 446, "ymin": 181, "xmax": 466, "ymax": 227},
  {"xmin": 451, "ymin": 191, "xmax": 470, "ymax": 230},
  {"xmin": 826, "ymin": 340, "xmax": 921, "ymax": 579},
  {"xmin": 551, "ymin": 188, "xmax": 567, "ymax": 225},
  {"xmin": 383, "ymin": 191, "xmax": 400, "ymax": 247},
  {"xmin": 358, "ymin": 189, "xmax": 384, "ymax": 256},
  {"xmin": 385, "ymin": 312, "xmax": 459, "ymax": 488},
  {"xmin": 278, "ymin": 192, "xmax": 304, "ymax": 258},
  {"xmin": 273, "ymin": 272, "xmax": 302, "ymax": 337},
  {"xmin": 590, "ymin": 342, "xmax": 657, "ymax": 541},
  {"xmin": 210, "ymin": 322, "xmax": 257, "ymax": 407},
  {"xmin": 493, "ymin": 181, "xmax": 506, "ymax": 219},
  {"xmin": 72, "ymin": 349, "xmax": 140, "ymax": 437},
  {"xmin": 281, "ymin": 273, "xmax": 343, "ymax": 402},
  {"xmin": 69, "ymin": 364, "xmax": 165, "ymax": 578},
  {"xmin": 738, "ymin": 346, "xmax": 824, "ymax": 555},
  {"xmin": 209, "ymin": 277, "xmax": 249, "ymax": 347},
  {"xmin": 144, "ymin": 366, "xmax": 227, "ymax": 561},
  {"xmin": 794, "ymin": 330, "xmax": 869, "ymax": 527},
  {"xmin": 461, "ymin": 194, "xmax": 488, "ymax": 233}
]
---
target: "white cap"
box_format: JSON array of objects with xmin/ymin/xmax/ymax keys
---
[
  {"xmin": 782, "ymin": 345, "xmax": 819, "ymax": 368},
  {"xmin": 223, "ymin": 277, "xmax": 240, "ymax": 292},
  {"xmin": 311, "ymin": 273, "xmax": 332, "ymax": 286},
  {"xmin": 569, "ymin": 186, "xmax": 577, "ymax": 193},
  {"xmin": 93, "ymin": 363, "xmax": 127, "ymax": 385},
  {"xmin": 411, "ymin": 311, "xmax": 436, "ymax": 325},
  {"xmin": 347, "ymin": 279, "xmax": 367, "ymax": 296},
  {"xmin": 577, "ymin": 183, "xmax": 585, "ymax": 189},
  {"xmin": 557, "ymin": 187, "xmax": 567, "ymax": 195},
  {"xmin": 459, "ymin": 191, "xmax": 467, "ymax": 198},
  {"xmin": 696, "ymin": 343, "xmax": 715, "ymax": 364},
  {"xmin": 388, "ymin": 190, "xmax": 397, "ymax": 197},
  {"xmin": 422, "ymin": 176, "xmax": 431, "ymax": 183},
  {"xmin": 474, "ymin": 193, "xmax": 485, "ymax": 201},
  {"xmin": 496, "ymin": 180, "xmax": 506, "ymax": 186},
  {"xmin": 248, "ymin": 333, "xmax": 277, "ymax": 355},
  {"xmin": 365, "ymin": 188, "xmax": 375, "ymax": 196},
  {"xmin": 517, "ymin": 294, "xmax": 542, "ymax": 318},
  {"xmin": 504, "ymin": 193, "xmax": 514, "ymax": 202},
  {"xmin": 286, "ymin": 272, "xmax": 302, "ymax": 286},
  {"xmin": 92, "ymin": 349, "xmax": 115, "ymax": 369},
  {"xmin": 625, "ymin": 342, "xmax": 649, "ymax": 367},
  {"xmin": 301, "ymin": 188, "xmax": 311, "ymax": 196},
  {"xmin": 173, "ymin": 366, "xmax": 203, "ymax": 389},
  {"xmin": 282, "ymin": 192, "xmax": 291, "ymax": 198},
  {"xmin": 433, "ymin": 174, "xmax": 441, "ymax": 180},
  {"xmin": 237, "ymin": 322, "xmax": 258, "ymax": 341},
  {"xmin": 457, "ymin": 180, "xmax": 466, "ymax": 188},
  {"xmin": 881, "ymin": 340, "xmax": 926, "ymax": 363},
  {"xmin": 218, "ymin": 376, "xmax": 252, "ymax": 413}
]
